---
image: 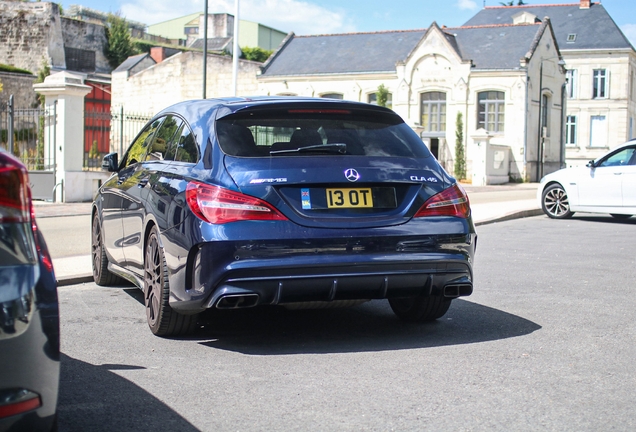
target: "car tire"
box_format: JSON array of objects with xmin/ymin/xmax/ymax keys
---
[
  {"xmin": 144, "ymin": 226, "xmax": 199, "ymax": 337},
  {"xmin": 541, "ymin": 183, "xmax": 574, "ymax": 219},
  {"xmin": 610, "ymin": 214, "xmax": 632, "ymax": 220},
  {"xmin": 92, "ymin": 214, "xmax": 123, "ymax": 286},
  {"xmin": 388, "ymin": 294, "xmax": 452, "ymax": 322}
]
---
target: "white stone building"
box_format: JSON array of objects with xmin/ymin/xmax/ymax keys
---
[
  {"xmin": 258, "ymin": 20, "xmax": 566, "ymax": 182},
  {"xmin": 465, "ymin": 0, "xmax": 636, "ymax": 167}
]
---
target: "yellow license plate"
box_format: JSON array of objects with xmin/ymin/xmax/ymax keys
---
[{"xmin": 326, "ymin": 188, "xmax": 374, "ymax": 208}]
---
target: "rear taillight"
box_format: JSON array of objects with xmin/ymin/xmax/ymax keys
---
[
  {"xmin": 186, "ymin": 181, "xmax": 287, "ymax": 224},
  {"xmin": 0, "ymin": 152, "xmax": 53, "ymax": 271},
  {"xmin": 0, "ymin": 152, "xmax": 30, "ymax": 223},
  {"xmin": 415, "ymin": 183, "xmax": 471, "ymax": 218},
  {"xmin": 0, "ymin": 390, "xmax": 42, "ymax": 419}
]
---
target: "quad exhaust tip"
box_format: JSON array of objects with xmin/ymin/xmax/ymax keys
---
[
  {"xmin": 443, "ymin": 283, "xmax": 473, "ymax": 298},
  {"xmin": 216, "ymin": 294, "xmax": 259, "ymax": 309}
]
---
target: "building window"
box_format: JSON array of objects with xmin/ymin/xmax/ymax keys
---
[
  {"xmin": 321, "ymin": 93, "xmax": 343, "ymax": 99},
  {"xmin": 477, "ymin": 91, "xmax": 505, "ymax": 132},
  {"xmin": 567, "ymin": 33, "xmax": 577, "ymax": 43},
  {"xmin": 541, "ymin": 94, "xmax": 550, "ymax": 137},
  {"xmin": 368, "ymin": 92, "xmax": 392, "ymax": 109},
  {"xmin": 420, "ymin": 92, "xmax": 446, "ymax": 132},
  {"xmin": 593, "ymin": 69, "xmax": 608, "ymax": 99},
  {"xmin": 590, "ymin": 115, "xmax": 608, "ymax": 148},
  {"xmin": 566, "ymin": 115, "xmax": 577, "ymax": 145},
  {"xmin": 566, "ymin": 69, "xmax": 577, "ymax": 99},
  {"xmin": 64, "ymin": 47, "xmax": 96, "ymax": 72}
]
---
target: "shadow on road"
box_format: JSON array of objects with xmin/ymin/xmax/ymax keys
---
[
  {"xmin": 193, "ymin": 299, "xmax": 541, "ymax": 355},
  {"xmin": 57, "ymin": 355, "xmax": 199, "ymax": 432}
]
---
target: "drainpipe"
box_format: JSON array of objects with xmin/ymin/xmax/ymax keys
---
[
  {"xmin": 560, "ymin": 82, "xmax": 567, "ymax": 168},
  {"xmin": 536, "ymin": 61, "xmax": 544, "ymax": 182},
  {"xmin": 523, "ymin": 70, "xmax": 529, "ymax": 180}
]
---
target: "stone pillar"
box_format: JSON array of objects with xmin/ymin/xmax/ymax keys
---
[
  {"xmin": 33, "ymin": 71, "xmax": 92, "ymax": 202},
  {"xmin": 470, "ymin": 128, "xmax": 491, "ymax": 186}
]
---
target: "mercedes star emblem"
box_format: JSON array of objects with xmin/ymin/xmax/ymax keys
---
[{"xmin": 344, "ymin": 168, "xmax": 360, "ymax": 182}]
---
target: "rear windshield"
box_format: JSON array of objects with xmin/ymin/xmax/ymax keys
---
[{"xmin": 215, "ymin": 108, "xmax": 431, "ymax": 158}]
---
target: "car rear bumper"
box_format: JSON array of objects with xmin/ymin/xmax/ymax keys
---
[{"xmin": 170, "ymin": 232, "xmax": 476, "ymax": 313}]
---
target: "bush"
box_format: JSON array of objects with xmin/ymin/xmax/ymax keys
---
[{"xmin": 0, "ymin": 64, "xmax": 32, "ymax": 75}]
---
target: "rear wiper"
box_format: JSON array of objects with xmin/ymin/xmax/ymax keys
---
[{"xmin": 270, "ymin": 143, "xmax": 347, "ymax": 155}]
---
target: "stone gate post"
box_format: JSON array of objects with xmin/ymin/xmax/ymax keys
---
[{"xmin": 33, "ymin": 71, "xmax": 92, "ymax": 202}]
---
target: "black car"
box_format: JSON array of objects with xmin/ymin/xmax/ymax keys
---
[
  {"xmin": 92, "ymin": 97, "xmax": 476, "ymax": 337},
  {"xmin": 0, "ymin": 150, "xmax": 59, "ymax": 431}
]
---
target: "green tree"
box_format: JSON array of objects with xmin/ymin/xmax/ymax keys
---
[
  {"xmin": 454, "ymin": 112, "xmax": 466, "ymax": 181},
  {"xmin": 500, "ymin": 0, "xmax": 526, "ymax": 5},
  {"xmin": 104, "ymin": 13, "xmax": 134, "ymax": 68},
  {"xmin": 376, "ymin": 84, "xmax": 389, "ymax": 108},
  {"xmin": 241, "ymin": 47, "xmax": 274, "ymax": 63}
]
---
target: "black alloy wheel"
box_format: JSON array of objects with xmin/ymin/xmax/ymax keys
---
[
  {"xmin": 144, "ymin": 226, "xmax": 198, "ymax": 337},
  {"xmin": 388, "ymin": 295, "xmax": 452, "ymax": 322},
  {"xmin": 541, "ymin": 183, "xmax": 574, "ymax": 219}
]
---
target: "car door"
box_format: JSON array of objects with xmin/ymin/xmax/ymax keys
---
[
  {"xmin": 620, "ymin": 145, "xmax": 636, "ymax": 208},
  {"xmin": 118, "ymin": 118, "xmax": 164, "ymax": 274},
  {"xmin": 577, "ymin": 146, "xmax": 636, "ymax": 208}
]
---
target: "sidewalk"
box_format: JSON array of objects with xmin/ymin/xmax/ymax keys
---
[{"xmin": 34, "ymin": 182, "xmax": 542, "ymax": 286}]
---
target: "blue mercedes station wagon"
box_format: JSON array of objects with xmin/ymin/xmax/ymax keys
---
[{"xmin": 92, "ymin": 97, "xmax": 476, "ymax": 337}]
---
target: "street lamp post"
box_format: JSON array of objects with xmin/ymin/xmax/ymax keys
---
[{"xmin": 232, "ymin": 0, "xmax": 239, "ymax": 96}]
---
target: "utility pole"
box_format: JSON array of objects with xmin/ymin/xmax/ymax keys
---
[
  {"xmin": 203, "ymin": 0, "xmax": 208, "ymax": 99},
  {"xmin": 232, "ymin": 0, "xmax": 240, "ymax": 96}
]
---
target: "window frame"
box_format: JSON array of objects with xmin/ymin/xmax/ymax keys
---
[
  {"xmin": 477, "ymin": 91, "xmax": 505, "ymax": 133},
  {"xmin": 566, "ymin": 115, "xmax": 577, "ymax": 146},
  {"xmin": 566, "ymin": 69, "xmax": 577, "ymax": 99},
  {"xmin": 420, "ymin": 91, "xmax": 447, "ymax": 133},
  {"xmin": 592, "ymin": 69, "xmax": 608, "ymax": 99}
]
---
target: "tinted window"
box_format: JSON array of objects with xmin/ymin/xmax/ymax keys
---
[
  {"xmin": 216, "ymin": 108, "xmax": 431, "ymax": 158},
  {"xmin": 174, "ymin": 125, "xmax": 199, "ymax": 163},
  {"xmin": 121, "ymin": 118, "xmax": 163, "ymax": 168},
  {"xmin": 146, "ymin": 116, "xmax": 183, "ymax": 162},
  {"xmin": 599, "ymin": 147, "xmax": 636, "ymax": 167}
]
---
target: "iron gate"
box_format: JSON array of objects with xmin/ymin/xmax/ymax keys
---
[{"xmin": 0, "ymin": 95, "xmax": 56, "ymax": 200}]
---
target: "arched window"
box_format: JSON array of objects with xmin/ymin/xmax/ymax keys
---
[
  {"xmin": 368, "ymin": 92, "xmax": 393, "ymax": 109},
  {"xmin": 477, "ymin": 91, "xmax": 505, "ymax": 132},
  {"xmin": 420, "ymin": 92, "xmax": 446, "ymax": 132},
  {"xmin": 320, "ymin": 93, "xmax": 344, "ymax": 100}
]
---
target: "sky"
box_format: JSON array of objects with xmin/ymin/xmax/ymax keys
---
[{"xmin": 59, "ymin": 0, "xmax": 636, "ymax": 44}]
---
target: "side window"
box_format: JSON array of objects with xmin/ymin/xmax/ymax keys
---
[
  {"xmin": 121, "ymin": 118, "xmax": 163, "ymax": 168},
  {"xmin": 599, "ymin": 147, "xmax": 636, "ymax": 167},
  {"xmin": 145, "ymin": 115, "xmax": 183, "ymax": 162},
  {"xmin": 174, "ymin": 125, "xmax": 199, "ymax": 163}
]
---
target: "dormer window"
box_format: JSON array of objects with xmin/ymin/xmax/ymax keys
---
[{"xmin": 567, "ymin": 34, "xmax": 577, "ymax": 43}]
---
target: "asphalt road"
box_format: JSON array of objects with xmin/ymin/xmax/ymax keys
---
[{"xmin": 56, "ymin": 214, "xmax": 636, "ymax": 431}]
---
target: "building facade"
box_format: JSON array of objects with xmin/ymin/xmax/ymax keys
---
[
  {"xmin": 465, "ymin": 0, "xmax": 636, "ymax": 167},
  {"xmin": 258, "ymin": 21, "xmax": 566, "ymax": 182}
]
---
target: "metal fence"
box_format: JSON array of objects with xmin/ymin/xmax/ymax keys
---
[
  {"xmin": 84, "ymin": 107, "xmax": 153, "ymax": 171},
  {"xmin": 0, "ymin": 95, "xmax": 56, "ymax": 171}
]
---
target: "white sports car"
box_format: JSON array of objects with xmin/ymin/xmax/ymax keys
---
[{"xmin": 537, "ymin": 140, "xmax": 636, "ymax": 219}]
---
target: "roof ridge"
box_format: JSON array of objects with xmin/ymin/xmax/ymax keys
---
[
  {"xmin": 485, "ymin": 3, "xmax": 587, "ymax": 9},
  {"xmin": 295, "ymin": 28, "xmax": 427, "ymax": 38},
  {"xmin": 447, "ymin": 22, "xmax": 541, "ymax": 30}
]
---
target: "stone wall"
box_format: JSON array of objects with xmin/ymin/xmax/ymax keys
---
[
  {"xmin": 0, "ymin": 1, "xmax": 65, "ymax": 74},
  {"xmin": 61, "ymin": 17, "xmax": 110, "ymax": 73},
  {"xmin": 111, "ymin": 51, "xmax": 261, "ymax": 114},
  {"xmin": 0, "ymin": 71, "xmax": 39, "ymax": 107}
]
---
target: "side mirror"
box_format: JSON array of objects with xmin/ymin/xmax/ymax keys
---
[
  {"xmin": 586, "ymin": 160, "xmax": 596, "ymax": 168},
  {"xmin": 102, "ymin": 152, "xmax": 119, "ymax": 172}
]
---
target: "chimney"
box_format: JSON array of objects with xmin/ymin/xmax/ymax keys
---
[
  {"xmin": 150, "ymin": 47, "xmax": 166, "ymax": 63},
  {"xmin": 580, "ymin": 0, "xmax": 590, "ymax": 9}
]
